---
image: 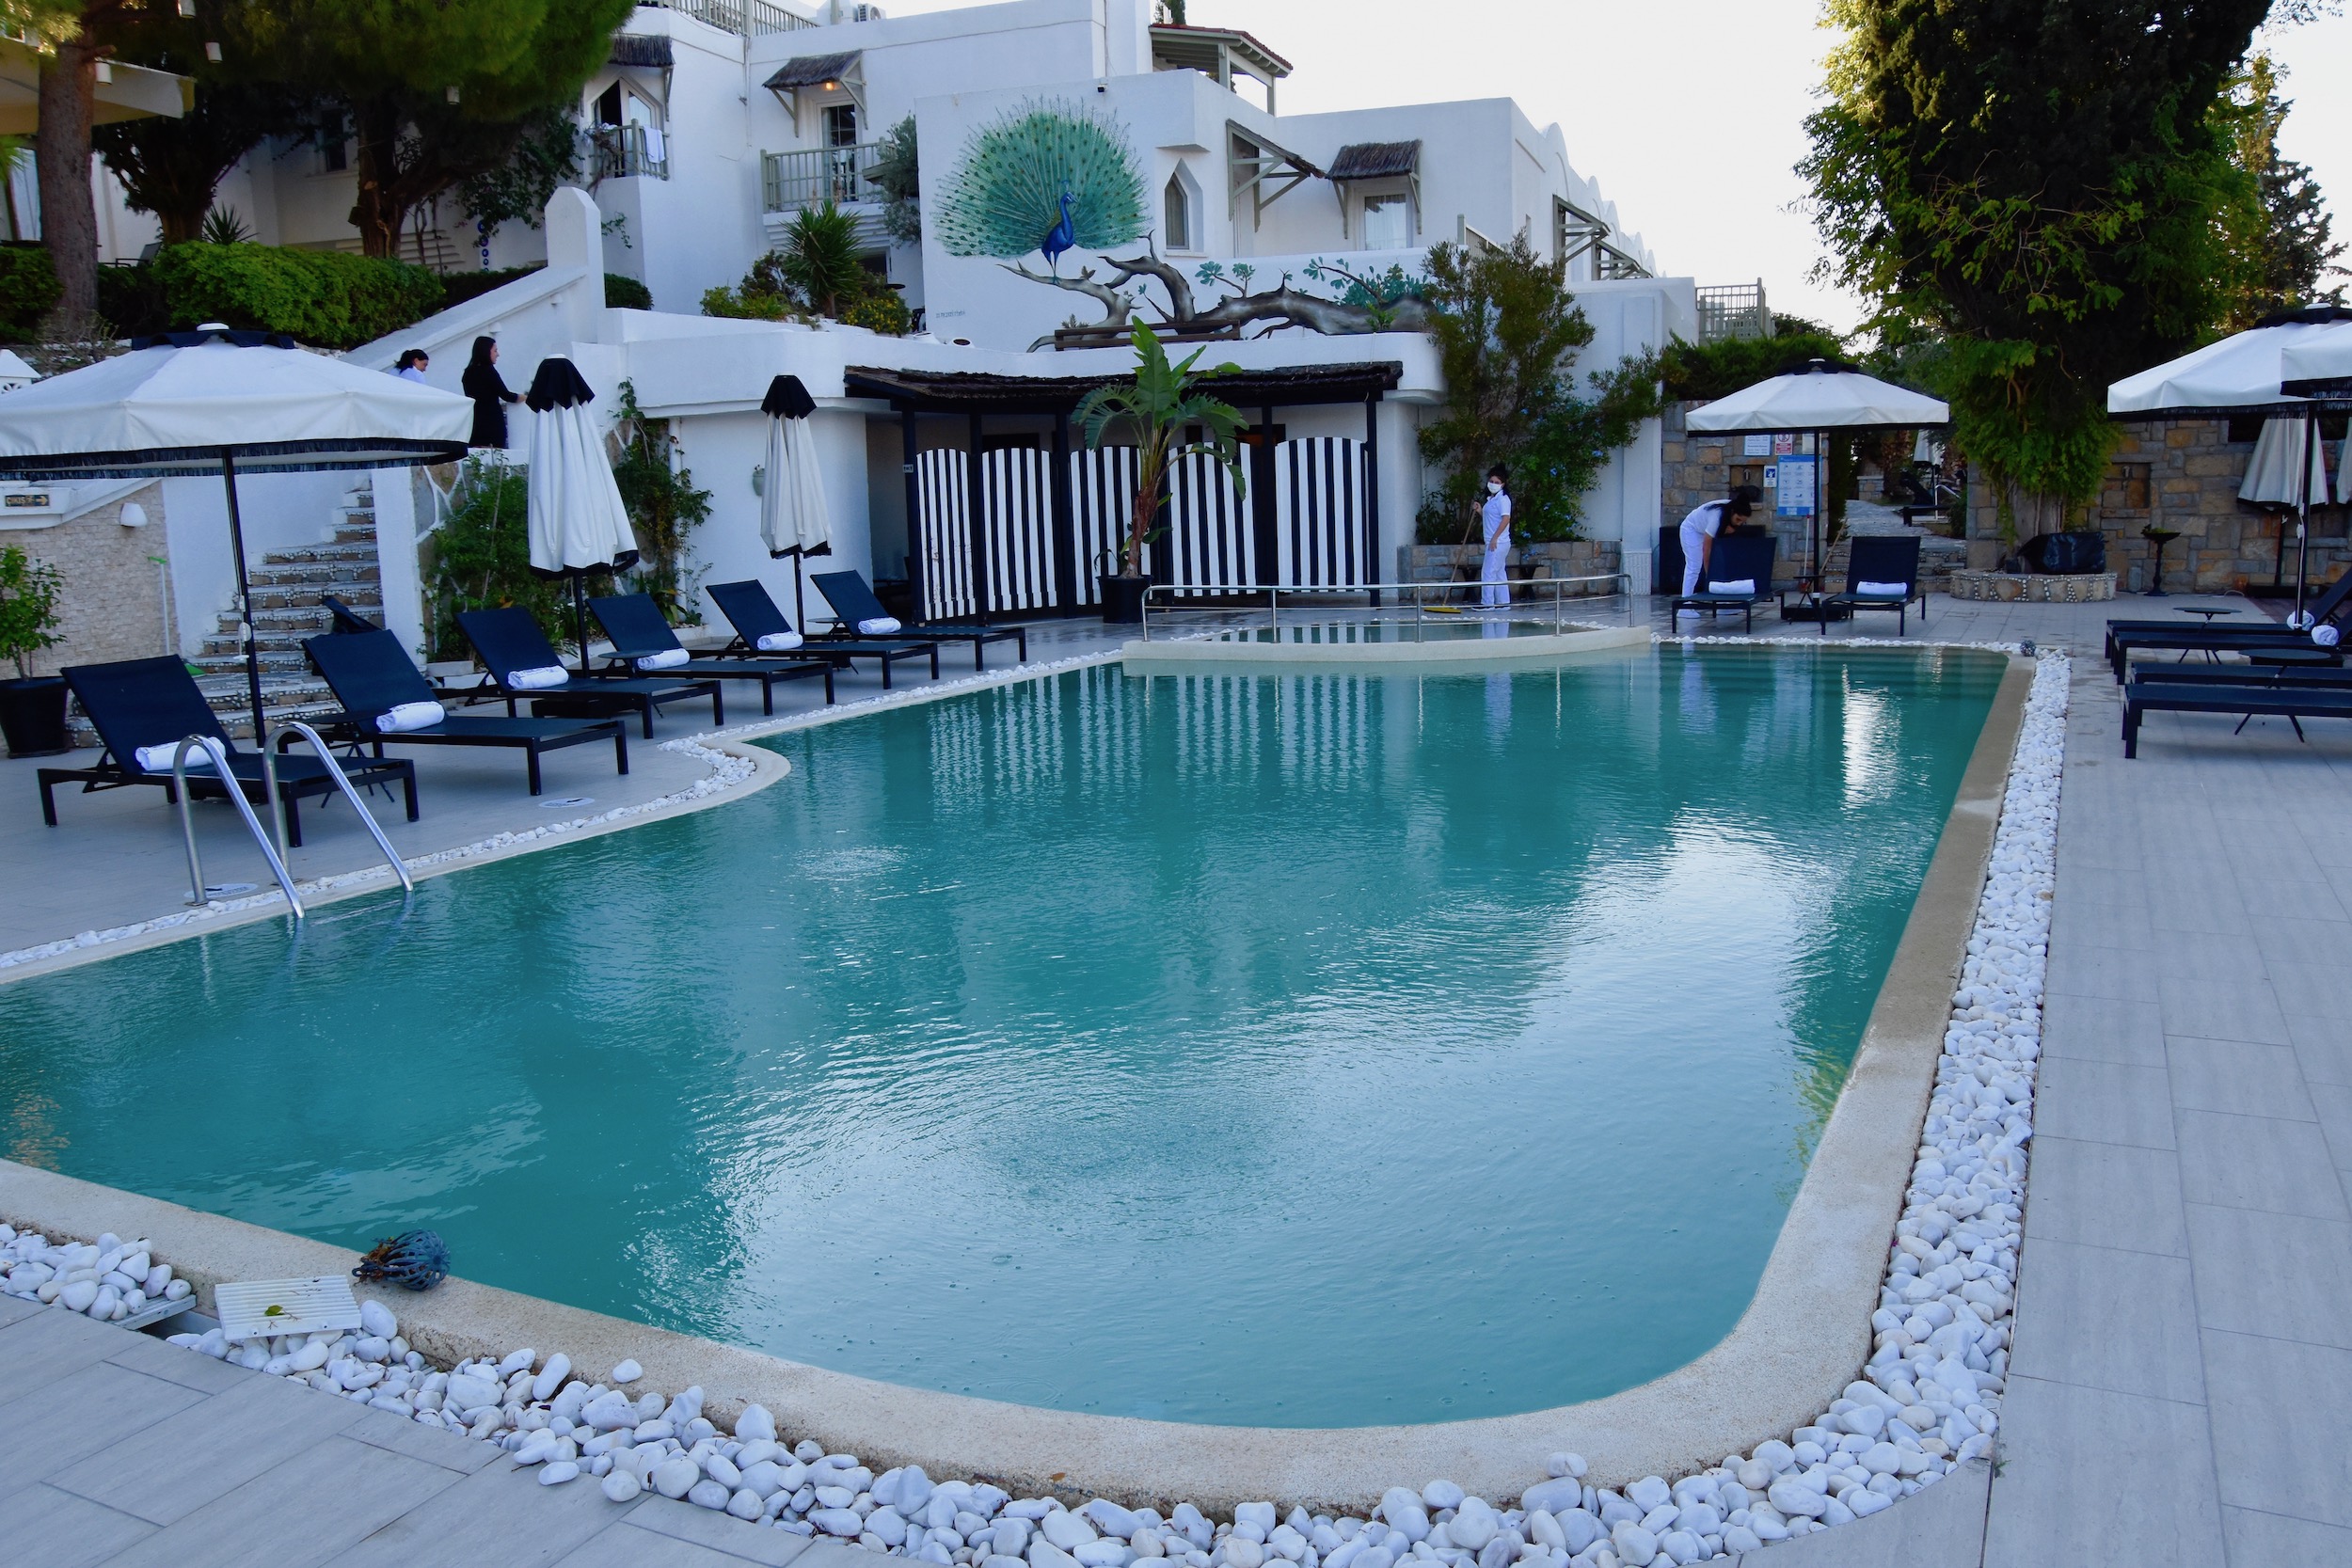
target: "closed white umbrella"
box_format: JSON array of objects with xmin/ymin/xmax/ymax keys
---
[
  {"xmin": 2111, "ymin": 306, "xmax": 2352, "ymax": 611},
  {"xmin": 759, "ymin": 374, "xmax": 833, "ymax": 626},
  {"xmin": 522, "ymin": 357, "xmax": 638, "ymax": 673},
  {"xmin": 1685, "ymin": 358, "xmax": 1948, "ymax": 610},
  {"xmin": 2238, "ymin": 416, "xmax": 2329, "ymax": 506},
  {"xmin": 0, "ymin": 325, "xmax": 470, "ymax": 738}
]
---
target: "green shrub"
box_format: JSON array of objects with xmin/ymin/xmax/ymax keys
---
[
  {"xmin": 839, "ymin": 289, "xmax": 911, "ymax": 336},
  {"xmin": 97, "ymin": 261, "xmax": 169, "ymax": 338},
  {"xmin": 424, "ymin": 458, "xmax": 570, "ymax": 662},
  {"xmin": 0, "ymin": 244, "xmax": 61, "ymax": 341},
  {"xmin": 438, "ymin": 267, "xmax": 655, "ymax": 311},
  {"xmin": 151, "ymin": 243, "xmax": 446, "ymax": 350}
]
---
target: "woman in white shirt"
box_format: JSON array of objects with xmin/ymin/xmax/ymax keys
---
[
  {"xmin": 1477, "ymin": 464, "xmax": 1512, "ymax": 608},
  {"xmin": 1677, "ymin": 483, "xmax": 1760, "ymax": 613}
]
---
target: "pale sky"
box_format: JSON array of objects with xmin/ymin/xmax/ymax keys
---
[{"xmin": 879, "ymin": 0, "xmax": 2352, "ymax": 337}]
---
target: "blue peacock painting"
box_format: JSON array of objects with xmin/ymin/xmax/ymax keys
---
[{"xmin": 935, "ymin": 100, "xmax": 1148, "ymax": 261}]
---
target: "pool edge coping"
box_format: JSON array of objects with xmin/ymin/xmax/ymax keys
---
[{"xmin": 0, "ymin": 644, "xmax": 2032, "ymax": 1513}]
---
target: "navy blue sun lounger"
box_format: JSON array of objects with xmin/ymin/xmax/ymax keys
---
[
  {"xmin": 305, "ymin": 630, "xmax": 628, "ymax": 795},
  {"xmin": 704, "ymin": 579, "xmax": 938, "ymax": 689},
  {"xmin": 457, "ymin": 607, "xmax": 723, "ymax": 737},
  {"xmin": 588, "ymin": 593, "xmax": 834, "ymax": 714},
  {"xmin": 1670, "ymin": 535, "xmax": 1777, "ymax": 632},
  {"xmin": 1822, "ymin": 535, "xmax": 1925, "ymax": 635},
  {"xmin": 2106, "ymin": 572, "xmax": 2352, "ymax": 680},
  {"xmin": 810, "ymin": 569, "xmax": 1028, "ymax": 669},
  {"xmin": 39, "ymin": 656, "xmax": 418, "ymax": 847},
  {"xmin": 2123, "ymin": 662, "xmax": 2352, "ymax": 755}
]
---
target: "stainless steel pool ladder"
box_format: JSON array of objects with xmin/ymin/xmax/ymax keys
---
[{"xmin": 169, "ymin": 721, "xmax": 415, "ymax": 919}]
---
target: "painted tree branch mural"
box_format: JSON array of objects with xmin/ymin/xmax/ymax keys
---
[{"xmin": 1006, "ymin": 249, "xmax": 1432, "ymax": 348}]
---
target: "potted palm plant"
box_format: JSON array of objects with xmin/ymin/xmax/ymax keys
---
[
  {"xmin": 1074, "ymin": 323, "xmax": 1247, "ymax": 623},
  {"xmin": 0, "ymin": 543, "xmax": 68, "ymax": 757}
]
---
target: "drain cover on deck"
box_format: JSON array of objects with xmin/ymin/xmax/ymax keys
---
[
  {"xmin": 214, "ymin": 1276, "xmax": 362, "ymax": 1341},
  {"xmin": 538, "ymin": 797, "xmax": 594, "ymax": 808}
]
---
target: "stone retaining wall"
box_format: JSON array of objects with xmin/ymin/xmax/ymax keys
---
[
  {"xmin": 1398, "ymin": 542, "xmax": 1623, "ymax": 595},
  {"xmin": 0, "ymin": 484, "xmax": 172, "ymax": 675}
]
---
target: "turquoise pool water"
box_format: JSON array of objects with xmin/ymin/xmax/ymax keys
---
[{"xmin": 0, "ymin": 647, "xmax": 2003, "ymax": 1427}]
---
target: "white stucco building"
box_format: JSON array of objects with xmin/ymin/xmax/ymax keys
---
[{"xmin": 60, "ymin": 0, "xmax": 1701, "ymax": 665}]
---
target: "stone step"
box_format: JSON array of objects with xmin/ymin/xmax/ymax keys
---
[
  {"xmin": 268, "ymin": 542, "xmax": 379, "ymax": 564},
  {"xmin": 193, "ymin": 647, "xmax": 315, "ymax": 673},
  {"xmin": 214, "ymin": 601, "xmax": 380, "ymax": 631},
  {"xmin": 246, "ymin": 562, "xmax": 382, "ymax": 589}
]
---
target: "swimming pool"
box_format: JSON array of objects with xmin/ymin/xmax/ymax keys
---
[{"xmin": 0, "ymin": 646, "xmax": 2005, "ymax": 1427}]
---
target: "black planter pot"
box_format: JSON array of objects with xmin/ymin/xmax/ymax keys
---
[
  {"xmin": 1100, "ymin": 574, "xmax": 1149, "ymax": 625},
  {"xmin": 0, "ymin": 675, "xmax": 70, "ymax": 758}
]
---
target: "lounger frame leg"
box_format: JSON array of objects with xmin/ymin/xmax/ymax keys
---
[
  {"xmin": 38, "ymin": 771, "xmax": 58, "ymax": 826},
  {"xmin": 614, "ymin": 730, "xmax": 629, "ymax": 775},
  {"xmin": 527, "ymin": 746, "xmax": 543, "ymax": 796}
]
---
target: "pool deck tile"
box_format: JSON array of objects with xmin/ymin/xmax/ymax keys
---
[
  {"xmin": 625, "ymin": 1497, "xmax": 822, "ymax": 1564},
  {"xmin": 4, "ymin": 1482, "xmax": 161, "ymax": 1568},
  {"xmin": 2004, "ymin": 1237, "xmax": 2204, "ymax": 1405},
  {"xmin": 1981, "ymin": 1376, "xmax": 2225, "ymax": 1567},
  {"xmin": 1729, "ymin": 1459, "xmax": 1988, "ymax": 1566},
  {"xmin": 322, "ymin": 1456, "xmax": 638, "ymax": 1568},
  {"xmin": 100, "ymin": 1433, "xmax": 461, "ymax": 1568},
  {"xmin": 0, "ymin": 1359, "xmax": 210, "ymax": 1503}
]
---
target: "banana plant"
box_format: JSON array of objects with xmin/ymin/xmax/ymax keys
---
[{"xmin": 1073, "ymin": 322, "xmax": 1246, "ymax": 579}]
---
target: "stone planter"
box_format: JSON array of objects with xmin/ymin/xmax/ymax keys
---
[
  {"xmin": 1947, "ymin": 569, "xmax": 2117, "ymax": 603},
  {"xmin": 1398, "ymin": 541, "xmax": 1624, "ymax": 598}
]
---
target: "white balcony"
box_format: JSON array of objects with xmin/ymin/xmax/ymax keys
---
[{"xmin": 761, "ymin": 142, "xmax": 883, "ymax": 214}]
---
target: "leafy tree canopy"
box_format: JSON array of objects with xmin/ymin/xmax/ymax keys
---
[
  {"xmin": 2213, "ymin": 54, "xmax": 2345, "ymax": 327},
  {"xmin": 1802, "ymin": 0, "xmax": 2270, "ymax": 519},
  {"xmin": 1415, "ymin": 231, "xmax": 1661, "ymax": 544}
]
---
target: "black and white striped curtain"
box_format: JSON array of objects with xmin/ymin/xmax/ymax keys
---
[{"xmin": 1276, "ymin": 437, "xmax": 1367, "ymax": 589}]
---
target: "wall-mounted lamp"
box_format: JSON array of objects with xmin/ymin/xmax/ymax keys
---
[
  {"xmin": 119, "ymin": 502, "xmax": 148, "ymax": 529},
  {"xmin": 446, "ymin": 86, "xmax": 461, "ymax": 104},
  {"xmin": 204, "ymin": 40, "xmax": 222, "ymax": 61},
  {"xmin": 94, "ymin": 61, "xmax": 112, "ymax": 84}
]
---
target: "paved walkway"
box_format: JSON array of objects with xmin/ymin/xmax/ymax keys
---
[
  {"xmin": 0, "ymin": 1289, "xmax": 864, "ymax": 1568},
  {"xmin": 8, "ymin": 588, "xmax": 2349, "ymax": 1564}
]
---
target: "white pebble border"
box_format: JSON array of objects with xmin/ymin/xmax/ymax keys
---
[{"xmin": 0, "ymin": 643, "xmax": 2064, "ymax": 1568}]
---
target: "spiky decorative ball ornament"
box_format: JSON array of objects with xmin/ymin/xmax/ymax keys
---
[
  {"xmin": 935, "ymin": 99, "xmax": 1148, "ymax": 259},
  {"xmin": 354, "ymin": 1229, "xmax": 449, "ymax": 1291}
]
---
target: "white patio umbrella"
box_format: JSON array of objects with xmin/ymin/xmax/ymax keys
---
[
  {"xmin": 1685, "ymin": 358, "xmax": 1948, "ymax": 612},
  {"xmin": 522, "ymin": 357, "xmax": 639, "ymax": 674},
  {"xmin": 758, "ymin": 374, "xmax": 833, "ymax": 626},
  {"xmin": 2112, "ymin": 306, "xmax": 2352, "ymax": 610},
  {"xmin": 2275, "ymin": 334, "xmax": 2352, "ymax": 505},
  {"xmin": 0, "ymin": 326, "xmax": 470, "ymax": 738},
  {"xmin": 2237, "ymin": 417, "xmax": 2330, "ymax": 507}
]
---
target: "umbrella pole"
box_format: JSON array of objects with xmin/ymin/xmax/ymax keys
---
[
  {"xmin": 792, "ymin": 548, "xmax": 806, "ymax": 630},
  {"xmin": 2296, "ymin": 409, "xmax": 2314, "ymax": 623},
  {"xmin": 219, "ymin": 450, "xmax": 267, "ymax": 746},
  {"xmin": 572, "ymin": 576, "xmax": 593, "ymax": 677}
]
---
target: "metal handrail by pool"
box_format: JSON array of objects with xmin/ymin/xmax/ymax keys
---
[
  {"xmin": 263, "ymin": 721, "xmax": 416, "ymax": 897},
  {"xmin": 1138, "ymin": 574, "xmax": 1633, "ymax": 641},
  {"xmin": 171, "ymin": 736, "xmax": 305, "ymax": 916}
]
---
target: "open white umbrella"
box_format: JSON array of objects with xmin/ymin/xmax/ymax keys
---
[
  {"xmin": 0, "ymin": 326, "xmax": 470, "ymax": 738},
  {"xmin": 1686, "ymin": 358, "xmax": 1949, "ymax": 612},
  {"xmin": 758, "ymin": 374, "xmax": 833, "ymax": 626},
  {"xmin": 2275, "ymin": 334, "xmax": 2352, "ymax": 504},
  {"xmin": 522, "ymin": 357, "xmax": 638, "ymax": 674},
  {"xmin": 2110, "ymin": 305, "xmax": 2352, "ymax": 610}
]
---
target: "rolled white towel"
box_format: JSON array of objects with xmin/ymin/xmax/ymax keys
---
[
  {"xmin": 755, "ymin": 630, "xmax": 803, "ymax": 652},
  {"xmin": 373, "ymin": 701, "xmax": 446, "ymax": 734},
  {"xmin": 634, "ymin": 647, "xmax": 690, "ymax": 671},
  {"xmin": 856, "ymin": 616, "xmax": 902, "ymax": 636},
  {"xmin": 135, "ymin": 741, "xmax": 217, "ymax": 773},
  {"xmin": 2315, "ymin": 624, "xmax": 2342, "ymax": 647},
  {"xmin": 506, "ymin": 666, "xmax": 570, "ymax": 689},
  {"xmin": 1856, "ymin": 580, "xmax": 1909, "ymax": 597},
  {"xmin": 1706, "ymin": 578, "xmax": 1756, "ymax": 595}
]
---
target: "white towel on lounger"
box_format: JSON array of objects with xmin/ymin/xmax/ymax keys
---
[
  {"xmin": 2316, "ymin": 624, "xmax": 2342, "ymax": 647},
  {"xmin": 506, "ymin": 666, "xmax": 569, "ymax": 689},
  {"xmin": 1856, "ymin": 580, "xmax": 1909, "ymax": 597},
  {"xmin": 856, "ymin": 616, "xmax": 901, "ymax": 636},
  {"xmin": 755, "ymin": 631, "xmax": 803, "ymax": 652},
  {"xmin": 1706, "ymin": 579, "xmax": 1755, "ymax": 595},
  {"xmin": 634, "ymin": 648, "xmax": 690, "ymax": 671},
  {"xmin": 135, "ymin": 741, "xmax": 217, "ymax": 773},
  {"xmin": 373, "ymin": 701, "xmax": 445, "ymax": 734}
]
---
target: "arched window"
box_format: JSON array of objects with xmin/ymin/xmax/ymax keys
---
[{"xmin": 1164, "ymin": 172, "xmax": 1191, "ymax": 252}]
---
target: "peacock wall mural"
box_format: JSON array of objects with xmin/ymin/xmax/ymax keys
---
[{"xmin": 934, "ymin": 100, "xmax": 1149, "ymax": 262}]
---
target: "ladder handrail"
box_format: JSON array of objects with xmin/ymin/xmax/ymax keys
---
[
  {"xmin": 171, "ymin": 736, "xmax": 306, "ymax": 917},
  {"xmin": 262, "ymin": 721, "xmax": 416, "ymax": 896}
]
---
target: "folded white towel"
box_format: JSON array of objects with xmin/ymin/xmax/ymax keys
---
[
  {"xmin": 135, "ymin": 741, "xmax": 217, "ymax": 773},
  {"xmin": 755, "ymin": 630, "xmax": 803, "ymax": 652},
  {"xmin": 634, "ymin": 647, "xmax": 690, "ymax": 671},
  {"xmin": 506, "ymin": 666, "xmax": 570, "ymax": 689},
  {"xmin": 1706, "ymin": 579, "xmax": 1756, "ymax": 595},
  {"xmin": 2315, "ymin": 624, "xmax": 2342, "ymax": 648},
  {"xmin": 856, "ymin": 616, "xmax": 901, "ymax": 636},
  {"xmin": 1856, "ymin": 580, "xmax": 1909, "ymax": 597},
  {"xmin": 373, "ymin": 701, "xmax": 445, "ymax": 734}
]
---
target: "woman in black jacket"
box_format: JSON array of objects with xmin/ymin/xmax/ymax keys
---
[{"xmin": 460, "ymin": 336, "xmax": 520, "ymax": 449}]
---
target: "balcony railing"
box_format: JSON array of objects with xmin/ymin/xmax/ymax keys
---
[
  {"xmin": 762, "ymin": 142, "xmax": 883, "ymax": 213},
  {"xmin": 641, "ymin": 0, "xmax": 815, "ymax": 37},
  {"xmin": 584, "ymin": 123, "xmax": 669, "ymax": 182}
]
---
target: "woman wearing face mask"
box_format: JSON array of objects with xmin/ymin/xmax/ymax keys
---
[{"xmin": 1475, "ymin": 464, "xmax": 1512, "ymax": 608}]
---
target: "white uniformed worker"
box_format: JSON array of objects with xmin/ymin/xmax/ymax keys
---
[
  {"xmin": 1476, "ymin": 463, "xmax": 1512, "ymax": 608},
  {"xmin": 1677, "ymin": 484, "xmax": 1761, "ymax": 616}
]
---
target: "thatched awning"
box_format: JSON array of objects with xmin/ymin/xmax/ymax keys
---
[{"xmin": 843, "ymin": 362, "xmax": 1402, "ymax": 414}]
